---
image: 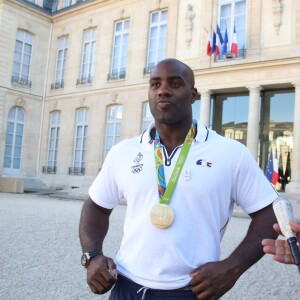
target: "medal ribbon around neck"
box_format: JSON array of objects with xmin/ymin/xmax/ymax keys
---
[{"xmin": 154, "ymin": 123, "xmax": 196, "ymax": 205}]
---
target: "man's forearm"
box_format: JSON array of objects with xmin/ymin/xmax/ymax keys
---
[
  {"xmin": 225, "ymin": 204, "xmax": 278, "ymax": 277},
  {"xmin": 79, "ymin": 197, "xmax": 112, "ymax": 252}
]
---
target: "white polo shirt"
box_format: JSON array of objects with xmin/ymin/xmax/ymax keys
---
[{"xmin": 89, "ymin": 120, "xmax": 278, "ymax": 290}]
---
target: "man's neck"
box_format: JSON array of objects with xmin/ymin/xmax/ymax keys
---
[{"xmin": 152, "ymin": 121, "xmax": 193, "ymax": 155}]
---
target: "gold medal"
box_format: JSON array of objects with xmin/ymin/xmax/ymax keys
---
[{"xmin": 150, "ymin": 204, "xmax": 174, "ymax": 229}]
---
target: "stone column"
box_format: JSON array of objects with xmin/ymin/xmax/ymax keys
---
[
  {"xmin": 199, "ymin": 90, "xmax": 211, "ymax": 127},
  {"xmin": 286, "ymin": 83, "xmax": 300, "ymax": 193},
  {"xmin": 246, "ymin": 86, "xmax": 261, "ymax": 159}
]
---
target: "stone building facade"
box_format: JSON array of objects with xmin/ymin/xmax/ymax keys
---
[{"xmin": 0, "ymin": 0, "xmax": 299, "ymax": 193}]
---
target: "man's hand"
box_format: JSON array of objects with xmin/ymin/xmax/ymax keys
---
[
  {"xmin": 262, "ymin": 221, "xmax": 300, "ymax": 265},
  {"xmin": 87, "ymin": 255, "xmax": 118, "ymax": 294},
  {"xmin": 190, "ymin": 260, "xmax": 238, "ymax": 300}
]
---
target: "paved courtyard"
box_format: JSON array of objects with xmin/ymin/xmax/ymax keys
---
[{"xmin": 0, "ymin": 192, "xmax": 299, "ymax": 300}]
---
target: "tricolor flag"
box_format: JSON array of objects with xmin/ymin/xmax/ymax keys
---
[
  {"xmin": 207, "ymin": 33, "xmax": 213, "ymax": 56},
  {"xmin": 212, "ymin": 31, "xmax": 217, "ymax": 55},
  {"xmin": 222, "ymin": 26, "xmax": 228, "ymax": 55},
  {"xmin": 216, "ymin": 24, "xmax": 223, "ymax": 56},
  {"xmin": 272, "ymin": 149, "xmax": 279, "ymax": 185},
  {"xmin": 231, "ymin": 25, "xmax": 238, "ymax": 56},
  {"xmin": 265, "ymin": 150, "xmax": 274, "ymax": 183}
]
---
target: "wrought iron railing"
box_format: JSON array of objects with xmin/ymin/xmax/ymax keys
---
[
  {"xmin": 215, "ymin": 48, "xmax": 246, "ymax": 61},
  {"xmin": 143, "ymin": 66, "xmax": 155, "ymax": 75},
  {"xmin": 11, "ymin": 76, "xmax": 32, "ymax": 88},
  {"xmin": 76, "ymin": 75, "xmax": 93, "ymax": 86},
  {"xmin": 69, "ymin": 167, "xmax": 85, "ymax": 175},
  {"xmin": 51, "ymin": 80, "xmax": 64, "ymax": 90},
  {"xmin": 42, "ymin": 166, "xmax": 57, "ymax": 174},
  {"xmin": 107, "ymin": 70, "xmax": 126, "ymax": 81}
]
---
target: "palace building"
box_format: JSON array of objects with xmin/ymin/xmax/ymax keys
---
[{"xmin": 0, "ymin": 0, "xmax": 299, "ymax": 194}]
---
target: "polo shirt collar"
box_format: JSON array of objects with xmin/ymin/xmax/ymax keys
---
[{"xmin": 140, "ymin": 119, "xmax": 209, "ymax": 144}]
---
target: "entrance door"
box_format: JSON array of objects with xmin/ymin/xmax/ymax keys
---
[{"xmin": 3, "ymin": 107, "xmax": 24, "ymax": 176}]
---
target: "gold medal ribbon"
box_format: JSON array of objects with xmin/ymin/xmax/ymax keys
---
[{"xmin": 154, "ymin": 123, "xmax": 196, "ymax": 205}]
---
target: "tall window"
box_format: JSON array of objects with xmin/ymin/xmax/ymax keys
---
[
  {"xmin": 218, "ymin": 0, "xmax": 247, "ymax": 57},
  {"xmin": 145, "ymin": 10, "xmax": 168, "ymax": 73},
  {"xmin": 261, "ymin": 91, "xmax": 294, "ymax": 191},
  {"xmin": 192, "ymin": 100, "xmax": 201, "ymax": 121},
  {"xmin": 77, "ymin": 28, "xmax": 96, "ymax": 85},
  {"xmin": 3, "ymin": 107, "xmax": 24, "ymax": 175},
  {"xmin": 70, "ymin": 108, "xmax": 88, "ymax": 175},
  {"xmin": 213, "ymin": 95, "xmax": 249, "ymax": 146},
  {"xmin": 12, "ymin": 29, "xmax": 33, "ymax": 87},
  {"xmin": 62, "ymin": 0, "xmax": 71, "ymax": 8},
  {"xmin": 104, "ymin": 105, "xmax": 123, "ymax": 158},
  {"xmin": 44, "ymin": 111, "xmax": 60, "ymax": 174},
  {"xmin": 109, "ymin": 20, "xmax": 129, "ymax": 80},
  {"xmin": 141, "ymin": 102, "xmax": 153, "ymax": 133},
  {"xmin": 52, "ymin": 36, "xmax": 68, "ymax": 89}
]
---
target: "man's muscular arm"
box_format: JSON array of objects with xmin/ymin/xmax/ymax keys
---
[
  {"xmin": 79, "ymin": 197, "xmax": 117, "ymax": 294},
  {"xmin": 190, "ymin": 204, "xmax": 278, "ymax": 300}
]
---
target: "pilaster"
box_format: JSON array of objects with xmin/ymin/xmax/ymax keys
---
[
  {"xmin": 199, "ymin": 90, "xmax": 212, "ymax": 127},
  {"xmin": 246, "ymin": 86, "xmax": 261, "ymax": 159},
  {"xmin": 286, "ymin": 82, "xmax": 300, "ymax": 194}
]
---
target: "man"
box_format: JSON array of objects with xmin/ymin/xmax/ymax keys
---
[
  {"xmin": 79, "ymin": 58, "xmax": 278, "ymax": 299},
  {"xmin": 262, "ymin": 221, "xmax": 300, "ymax": 265}
]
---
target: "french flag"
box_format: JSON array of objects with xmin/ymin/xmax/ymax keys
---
[
  {"xmin": 207, "ymin": 33, "xmax": 213, "ymax": 56},
  {"xmin": 216, "ymin": 24, "xmax": 223, "ymax": 56},
  {"xmin": 272, "ymin": 149, "xmax": 279, "ymax": 185},
  {"xmin": 231, "ymin": 25, "xmax": 238, "ymax": 56},
  {"xmin": 222, "ymin": 26, "xmax": 228, "ymax": 55}
]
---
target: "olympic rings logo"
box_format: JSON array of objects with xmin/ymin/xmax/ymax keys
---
[{"xmin": 131, "ymin": 164, "xmax": 143, "ymax": 173}]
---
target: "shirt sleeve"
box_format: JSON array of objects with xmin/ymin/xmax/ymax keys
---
[
  {"xmin": 234, "ymin": 147, "xmax": 278, "ymax": 214},
  {"xmin": 89, "ymin": 149, "xmax": 121, "ymax": 209}
]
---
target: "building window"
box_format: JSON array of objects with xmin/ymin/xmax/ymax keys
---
[
  {"xmin": 103, "ymin": 105, "xmax": 123, "ymax": 158},
  {"xmin": 3, "ymin": 107, "xmax": 24, "ymax": 175},
  {"xmin": 11, "ymin": 29, "xmax": 33, "ymax": 88},
  {"xmin": 141, "ymin": 102, "xmax": 153, "ymax": 133},
  {"xmin": 51, "ymin": 36, "xmax": 68, "ymax": 90},
  {"xmin": 43, "ymin": 111, "xmax": 60, "ymax": 174},
  {"xmin": 212, "ymin": 94, "xmax": 249, "ymax": 146},
  {"xmin": 144, "ymin": 9, "xmax": 168, "ymax": 75},
  {"xmin": 70, "ymin": 108, "xmax": 88, "ymax": 175},
  {"xmin": 77, "ymin": 28, "xmax": 96, "ymax": 85},
  {"xmin": 192, "ymin": 100, "xmax": 201, "ymax": 121},
  {"xmin": 108, "ymin": 20, "xmax": 129, "ymax": 81},
  {"xmin": 261, "ymin": 90, "xmax": 294, "ymax": 191},
  {"xmin": 62, "ymin": 0, "xmax": 71, "ymax": 8},
  {"xmin": 218, "ymin": 0, "xmax": 247, "ymax": 59}
]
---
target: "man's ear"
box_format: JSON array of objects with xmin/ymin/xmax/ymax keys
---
[{"xmin": 190, "ymin": 88, "xmax": 198, "ymax": 104}]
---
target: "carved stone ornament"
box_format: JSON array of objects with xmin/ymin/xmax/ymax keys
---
[
  {"xmin": 120, "ymin": 8, "xmax": 125, "ymax": 19},
  {"xmin": 52, "ymin": 101, "xmax": 58, "ymax": 109},
  {"xmin": 15, "ymin": 97, "xmax": 25, "ymax": 107},
  {"xmin": 112, "ymin": 93, "xmax": 118, "ymax": 103},
  {"xmin": 185, "ymin": 4, "xmax": 195, "ymax": 48},
  {"xmin": 273, "ymin": 0, "xmax": 283, "ymax": 34},
  {"xmin": 80, "ymin": 97, "xmax": 86, "ymax": 106}
]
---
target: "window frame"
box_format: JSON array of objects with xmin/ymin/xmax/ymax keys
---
[
  {"xmin": 217, "ymin": 0, "xmax": 247, "ymax": 59},
  {"xmin": 145, "ymin": 9, "xmax": 168, "ymax": 71},
  {"xmin": 103, "ymin": 105, "xmax": 123, "ymax": 158},
  {"xmin": 52, "ymin": 36, "xmax": 68, "ymax": 89},
  {"xmin": 109, "ymin": 19, "xmax": 130, "ymax": 80},
  {"xmin": 44, "ymin": 111, "xmax": 60, "ymax": 173},
  {"xmin": 12, "ymin": 29, "xmax": 34, "ymax": 85},
  {"xmin": 78, "ymin": 28, "xmax": 97, "ymax": 84},
  {"xmin": 71, "ymin": 108, "xmax": 88, "ymax": 175}
]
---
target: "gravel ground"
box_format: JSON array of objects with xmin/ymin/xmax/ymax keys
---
[{"xmin": 0, "ymin": 192, "xmax": 299, "ymax": 300}]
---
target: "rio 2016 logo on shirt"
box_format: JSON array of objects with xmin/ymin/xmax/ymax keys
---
[{"xmin": 131, "ymin": 152, "xmax": 144, "ymax": 173}]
